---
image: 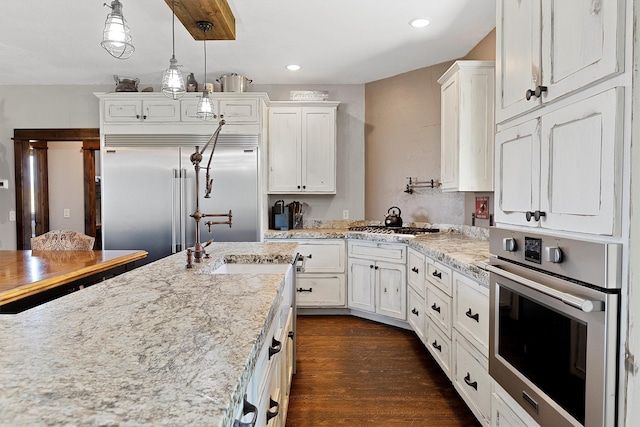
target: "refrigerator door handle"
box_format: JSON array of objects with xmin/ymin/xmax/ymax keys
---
[
  {"xmin": 172, "ymin": 168, "xmax": 181, "ymax": 253},
  {"xmin": 180, "ymin": 168, "xmax": 188, "ymax": 252}
]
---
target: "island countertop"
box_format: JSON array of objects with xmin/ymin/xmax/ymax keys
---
[{"xmin": 0, "ymin": 241, "xmax": 299, "ymax": 426}]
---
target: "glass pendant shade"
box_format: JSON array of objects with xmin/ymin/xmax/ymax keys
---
[
  {"xmin": 162, "ymin": 57, "xmax": 186, "ymax": 99},
  {"xmin": 101, "ymin": 0, "xmax": 134, "ymax": 59},
  {"xmin": 161, "ymin": 0, "xmax": 185, "ymax": 99},
  {"xmin": 196, "ymin": 91, "xmax": 215, "ymax": 120}
]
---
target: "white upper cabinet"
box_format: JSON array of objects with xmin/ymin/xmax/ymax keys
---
[
  {"xmin": 439, "ymin": 61, "xmax": 495, "ymax": 192},
  {"xmin": 496, "ymin": 0, "xmax": 625, "ymax": 124},
  {"xmin": 104, "ymin": 99, "xmax": 180, "ymax": 122},
  {"xmin": 495, "ymin": 88, "xmax": 623, "ymax": 235},
  {"xmin": 268, "ymin": 102, "xmax": 339, "ymax": 194}
]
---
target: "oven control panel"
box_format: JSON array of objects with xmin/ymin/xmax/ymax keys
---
[
  {"xmin": 524, "ymin": 237, "xmax": 542, "ymax": 264},
  {"xmin": 489, "ymin": 227, "xmax": 622, "ymax": 289}
]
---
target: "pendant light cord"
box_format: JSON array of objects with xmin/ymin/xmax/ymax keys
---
[
  {"xmin": 203, "ymin": 27, "xmax": 207, "ymax": 87},
  {"xmin": 171, "ymin": 0, "xmax": 176, "ymax": 58}
]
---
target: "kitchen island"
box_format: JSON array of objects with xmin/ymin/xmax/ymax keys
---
[{"xmin": 0, "ymin": 242, "xmax": 299, "ymax": 426}]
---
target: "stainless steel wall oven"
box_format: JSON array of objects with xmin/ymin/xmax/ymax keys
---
[{"xmin": 485, "ymin": 228, "xmax": 621, "ymax": 427}]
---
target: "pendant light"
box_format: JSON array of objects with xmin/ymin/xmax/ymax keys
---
[
  {"xmin": 161, "ymin": 0, "xmax": 186, "ymax": 99},
  {"xmin": 101, "ymin": 0, "xmax": 135, "ymax": 60},
  {"xmin": 196, "ymin": 21, "xmax": 215, "ymax": 120}
]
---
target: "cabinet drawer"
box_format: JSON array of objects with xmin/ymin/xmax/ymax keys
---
[
  {"xmin": 407, "ymin": 285, "xmax": 426, "ymax": 343},
  {"xmin": 296, "ymin": 240, "xmax": 345, "ymax": 273},
  {"xmin": 426, "ymin": 321, "xmax": 452, "ymax": 379},
  {"xmin": 296, "ymin": 274, "xmax": 346, "ymax": 307},
  {"xmin": 348, "ymin": 240, "xmax": 406, "ymax": 263},
  {"xmin": 426, "ymin": 258, "xmax": 453, "ymax": 296},
  {"xmin": 453, "ymin": 332, "xmax": 491, "ymax": 425},
  {"xmin": 407, "ymin": 248, "xmax": 426, "ymax": 297},
  {"xmin": 426, "ymin": 285, "xmax": 452, "ymax": 338},
  {"xmin": 453, "ymin": 272, "xmax": 489, "ymax": 356},
  {"xmin": 104, "ymin": 100, "xmax": 142, "ymax": 122}
]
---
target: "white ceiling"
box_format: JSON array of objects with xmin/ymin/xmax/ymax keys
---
[{"xmin": 0, "ymin": 0, "xmax": 496, "ymax": 87}]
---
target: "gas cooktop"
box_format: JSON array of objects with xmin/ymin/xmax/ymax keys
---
[{"xmin": 348, "ymin": 225, "xmax": 440, "ymax": 235}]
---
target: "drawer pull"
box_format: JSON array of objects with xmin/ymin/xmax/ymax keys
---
[
  {"xmin": 268, "ymin": 337, "xmax": 282, "ymax": 360},
  {"xmin": 370, "ymin": 264, "xmax": 374, "ymax": 269},
  {"xmin": 431, "ymin": 303, "xmax": 441, "ymax": 313},
  {"xmin": 288, "ymin": 330, "xmax": 295, "ymax": 340},
  {"xmin": 411, "ymin": 267, "xmax": 419, "ymax": 274},
  {"xmin": 266, "ymin": 397, "xmax": 280, "ymax": 423},
  {"xmin": 297, "ymin": 287, "xmax": 313, "ymax": 293},
  {"xmin": 464, "ymin": 372, "xmax": 478, "ymax": 390},
  {"xmin": 431, "ymin": 340, "xmax": 442, "ymax": 352},
  {"xmin": 233, "ymin": 394, "xmax": 257, "ymax": 427},
  {"xmin": 411, "ymin": 307, "xmax": 419, "ymax": 316},
  {"xmin": 432, "ymin": 270, "xmax": 442, "ymax": 279},
  {"xmin": 465, "ymin": 308, "xmax": 479, "ymax": 322}
]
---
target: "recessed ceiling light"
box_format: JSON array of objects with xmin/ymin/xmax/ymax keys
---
[
  {"xmin": 287, "ymin": 64, "xmax": 301, "ymax": 71},
  {"xmin": 409, "ymin": 17, "xmax": 431, "ymax": 28}
]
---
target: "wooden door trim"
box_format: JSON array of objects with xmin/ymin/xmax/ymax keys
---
[{"xmin": 13, "ymin": 128, "xmax": 100, "ymax": 249}]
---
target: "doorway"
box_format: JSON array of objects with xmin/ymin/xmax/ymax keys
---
[{"xmin": 13, "ymin": 129, "xmax": 100, "ymax": 249}]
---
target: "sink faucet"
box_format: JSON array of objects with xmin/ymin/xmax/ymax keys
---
[{"xmin": 188, "ymin": 119, "xmax": 233, "ymax": 267}]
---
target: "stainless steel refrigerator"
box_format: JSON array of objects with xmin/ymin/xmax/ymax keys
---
[{"xmin": 101, "ymin": 134, "xmax": 260, "ymax": 265}]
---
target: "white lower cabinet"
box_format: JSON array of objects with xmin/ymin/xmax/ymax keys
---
[
  {"xmin": 426, "ymin": 320, "xmax": 452, "ymax": 377},
  {"xmin": 453, "ymin": 272, "xmax": 489, "ymax": 356},
  {"xmin": 234, "ymin": 266, "xmax": 295, "ymax": 427},
  {"xmin": 295, "ymin": 240, "xmax": 346, "ymax": 308},
  {"xmin": 453, "ymin": 331, "xmax": 491, "ymax": 426},
  {"xmin": 407, "ymin": 285, "xmax": 426, "ymax": 343},
  {"xmin": 348, "ymin": 241, "xmax": 407, "ymax": 321}
]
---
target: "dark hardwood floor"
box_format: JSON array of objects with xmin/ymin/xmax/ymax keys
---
[{"xmin": 286, "ymin": 315, "xmax": 481, "ymax": 427}]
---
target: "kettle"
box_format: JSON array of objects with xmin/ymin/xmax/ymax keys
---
[{"xmin": 384, "ymin": 206, "xmax": 403, "ymax": 227}]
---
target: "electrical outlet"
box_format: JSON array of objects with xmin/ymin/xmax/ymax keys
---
[
  {"xmin": 343, "ymin": 210, "xmax": 349, "ymax": 219},
  {"xmin": 9, "ymin": 210, "xmax": 16, "ymax": 222},
  {"xmin": 63, "ymin": 208, "xmax": 70, "ymax": 218}
]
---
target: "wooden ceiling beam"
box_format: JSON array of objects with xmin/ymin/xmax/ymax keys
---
[{"xmin": 165, "ymin": 0, "xmax": 236, "ymax": 41}]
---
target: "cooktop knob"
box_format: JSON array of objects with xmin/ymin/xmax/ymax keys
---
[
  {"xmin": 502, "ymin": 237, "xmax": 517, "ymax": 252},
  {"xmin": 545, "ymin": 246, "xmax": 563, "ymax": 263}
]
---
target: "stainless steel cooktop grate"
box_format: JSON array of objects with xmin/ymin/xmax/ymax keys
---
[{"xmin": 348, "ymin": 225, "xmax": 440, "ymax": 235}]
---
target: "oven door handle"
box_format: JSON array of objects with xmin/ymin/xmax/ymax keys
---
[{"xmin": 485, "ymin": 264, "xmax": 604, "ymax": 313}]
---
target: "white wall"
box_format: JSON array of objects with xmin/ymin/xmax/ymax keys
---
[
  {"xmin": 47, "ymin": 141, "xmax": 85, "ymax": 232},
  {"xmin": 253, "ymin": 84, "xmax": 366, "ymax": 222},
  {"xmin": 0, "ymin": 85, "xmax": 110, "ymax": 249}
]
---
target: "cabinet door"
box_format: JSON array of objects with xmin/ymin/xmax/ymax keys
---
[
  {"xmin": 104, "ymin": 99, "xmax": 143, "ymax": 122},
  {"xmin": 268, "ymin": 108, "xmax": 302, "ymax": 192},
  {"xmin": 348, "ymin": 258, "xmax": 376, "ymax": 313},
  {"xmin": 496, "ymin": 0, "xmax": 541, "ymax": 123},
  {"xmin": 440, "ymin": 71, "xmax": 460, "ymax": 191},
  {"xmin": 494, "ymin": 119, "xmax": 541, "ymax": 227},
  {"xmin": 541, "ymin": 0, "xmax": 624, "ymax": 103},
  {"xmin": 407, "ymin": 248, "xmax": 426, "ymax": 298},
  {"xmin": 219, "ymin": 98, "xmax": 259, "ymax": 123},
  {"xmin": 142, "ymin": 100, "xmax": 180, "ymax": 122},
  {"xmin": 375, "ymin": 261, "xmax": 406, "ymax": 320},
  {"xmin": 407, "ymin": 285, "xmax": 426, "ymax": 343},
  {"xmin": 301, "ymin": 107, "xmax": 336, "ymax": 193},
  {"xmin": 181, "ymin": 98, "xmax": 219, "ymax": 122},
  {"xmin": 539, "ymin": 88, "xmax": 622, "ymax": 235}
]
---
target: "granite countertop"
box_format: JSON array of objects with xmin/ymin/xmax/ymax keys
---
[
  {"xmin": 264, "ymin": 224, "xmax": 490, "ymax": 284},
  {"xmin": 0, "ymin": 241, "xmax": 299, "ymax": 427}
]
